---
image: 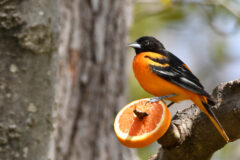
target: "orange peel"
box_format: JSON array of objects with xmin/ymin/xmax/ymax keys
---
[{"xmin": 114, "ymin": 98, "xmax": 171, "ymax": 148}]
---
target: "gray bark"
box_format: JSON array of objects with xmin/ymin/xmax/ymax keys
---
[
  {"xmin": 55, "ymin": 0, "xmax": 135, "ymax": 160},
  {"xmin": 150, "ymin": 79, "xmax": 240, "ymax": 160},
  {"xmin": 0, "ymin": 0, "xmax": 59, "ymax": 160}
]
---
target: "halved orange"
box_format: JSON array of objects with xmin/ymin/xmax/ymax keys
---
[{"xmin": 114, "ymin": 98, "xmax": 171, "ymax": 148}]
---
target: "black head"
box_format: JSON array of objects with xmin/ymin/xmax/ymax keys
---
[{"xmin": 128, "ymin": 36, "xmax": 165, "ymax": 54}]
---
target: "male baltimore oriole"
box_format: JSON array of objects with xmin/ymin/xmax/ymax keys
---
[{"xmin": 128, "ymin": 36, "xmax": 229, "ymax": 142}]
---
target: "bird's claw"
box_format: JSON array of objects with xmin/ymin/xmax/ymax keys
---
[
  {"xmin": 145, "ymin": 97, "xmax": 162, "ymax": 105},
  {"xmin": 145, "ymin": 94, "xmax": 176, "ymax": 105}
]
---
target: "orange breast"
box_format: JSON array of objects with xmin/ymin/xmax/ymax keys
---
[{"xmin": 132, "ymin": 52, "xmax": 195, "ymax": 102}]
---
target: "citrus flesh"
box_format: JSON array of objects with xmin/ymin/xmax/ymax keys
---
[{"xmin": 114, "ymin": 98, "xmax": 171, "ymax": 148}]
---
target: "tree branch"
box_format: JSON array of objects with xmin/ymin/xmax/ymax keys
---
[{"xmin": 150, "ymin": 79, "xmax": 240, "ymax": 160}]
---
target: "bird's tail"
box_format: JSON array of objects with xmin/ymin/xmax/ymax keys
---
[{"xmin": 193, "ymin": 96, "xmax": 229, "ymax": 143}]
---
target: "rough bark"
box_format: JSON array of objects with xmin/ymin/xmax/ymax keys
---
[
  {"xmin": 55, "ymin": 0, "xmax": 135, "ymax": 160},
  {"xmin": 150, "ymin": 79, "xmax": 240, "ymax": 160},
  {"xmin": 0, "ymin": 0, "xmax": 59, "ymax": 160}
]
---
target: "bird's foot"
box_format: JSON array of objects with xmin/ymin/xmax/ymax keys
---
[{"xmin": 146, "ymin": 94, "xmax": 176, "ymax": 105}]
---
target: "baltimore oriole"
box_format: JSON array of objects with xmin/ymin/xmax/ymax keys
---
[{"xmin": 128, "ymin": 36, "xmax": 229, "ymax": 142}]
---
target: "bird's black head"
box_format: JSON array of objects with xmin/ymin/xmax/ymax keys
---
[{"xmin": 128, "ymin": 36, "xmax": 165, "ymax": 54}]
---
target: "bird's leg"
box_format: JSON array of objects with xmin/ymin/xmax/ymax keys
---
[
  {"xmin": 167, "ymin": 102, "xmax": 175, "ymax": 108},
  {"xmin": 146, "ymin": 94, "xmax": 176, "ymax": 104}
]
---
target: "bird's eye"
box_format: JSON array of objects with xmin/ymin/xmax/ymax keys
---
[{"xmin": 144, "ymin": 41, "xmax": 150, "ymax": 46}]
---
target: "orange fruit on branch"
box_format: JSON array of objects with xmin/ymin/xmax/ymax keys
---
[{"xmin": 114, "ymin": 98, "xmax": 171, "ymax": 148}]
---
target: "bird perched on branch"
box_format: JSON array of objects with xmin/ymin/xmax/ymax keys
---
[{"xmin": 128, "ymin": 36, "xmax": 229, "ymax": 142}]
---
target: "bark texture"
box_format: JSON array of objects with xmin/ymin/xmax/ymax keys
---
[
  {"xmin": 0, "ymin": 0, "xmax": 59, "ymax": 160},
  {"xmin": 150, "ymin": 79, "xmax": 240, "ymax": 160},
  {"xmin": 56, "ymin": 0, "xmax": 135, "ymax": 160}
]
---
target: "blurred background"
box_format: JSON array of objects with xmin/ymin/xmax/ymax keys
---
[{"xmin": 127, "ymin": 0, "xmax": 240, "ymax": 159}]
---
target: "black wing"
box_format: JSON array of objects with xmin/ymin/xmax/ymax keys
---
[{"xmin": 149, "ymin": 50, "xmax": 214, "ymax": 104}]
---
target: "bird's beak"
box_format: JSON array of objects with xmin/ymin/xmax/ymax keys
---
[{"xmin": 128, "ymin": 42, "xmax": 141, "ymax": 49}]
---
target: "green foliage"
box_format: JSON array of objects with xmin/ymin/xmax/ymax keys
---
[
  {"xmin": 212, "ymin": 140, "xmax": 240, "ymax": 160},
  {"xmin": 137, "ymin": 143, "xmax": 158, "ymax": 160},
  {"xmin": 211, "ymin": 42, "xmax": 229, "ymax": 67},
  {"xmin": 130, "ymin": 3, "xmax": 185, "ymax": 40}
]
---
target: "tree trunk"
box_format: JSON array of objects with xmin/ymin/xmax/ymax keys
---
[
  {"xmin": 56, "ymin": 0, "xmax": 135, "ymax": 160},
  {"xmin": 0, "ymin": 0, "xmax": 59, "ymax": 160}
]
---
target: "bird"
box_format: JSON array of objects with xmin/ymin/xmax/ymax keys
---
[{"xmin": 128, "ymin": 36, "xmax": 229, "ymax": 142}]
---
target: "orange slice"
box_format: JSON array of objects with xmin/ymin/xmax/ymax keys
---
[{"xmin": 114, "ymin": 98, "xmax": 171, "ymax": 148}]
